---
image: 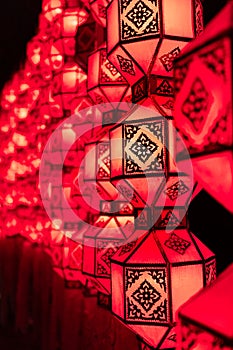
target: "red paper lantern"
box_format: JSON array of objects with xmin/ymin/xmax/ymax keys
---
[
  {"xmin": 106, "ymin": 0, "xmax": 203, "ymax": 111},
  {"xmin": 82, "ymin": 200, "xmax": 135, "ymax": 294},
  {"xmin": 177, "ymin": 263, "xmax": 233, "ymax": 350},
  {"xmin": 173, "ymin": 1, "xmax": 233, "ymax": 213},
  {"xmin": 111, "ymin": 226, "xmax": 216, "ymax": 349},
  {"xmin": 87, "ymin": 44, "xmax": 130, "ymax": 113}
]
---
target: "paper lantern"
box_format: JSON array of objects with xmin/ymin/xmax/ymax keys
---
[
  {"xmin": 82, "ymin": 200, "xmax": 135, "ymax": 294},
  {"xmin": 111, "ymin": 226, "xmax": 216, "ymax": 349},
  {"xmin": 107, "ymin": 0, "xmax": 203, "ymax": 110},
  {"xmin": 177, "ymin": 263, "xmax": 233, "ymax": 350},
  {"xmin": 109, "ymin": 104, "xmax": 179, "ymax": 212},
  {"xmin": 173, "ymin": 1, "xmax": 233, "ymax": 213},
  {"xmin": 87, "ymin": 44, "xmax": 130, "ymax": 114}
]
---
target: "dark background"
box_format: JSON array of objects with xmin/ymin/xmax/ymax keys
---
[{"xmin": 0, "ymin": 0, "xmax": 232, "ymax": 273}]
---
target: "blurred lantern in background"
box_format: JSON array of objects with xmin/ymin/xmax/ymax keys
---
[
  {"xmin": 111, "ymin": 224, "xmax": 216, "ymax": 349},
  {"xmin": 177, "ymin": 263, "xmax": 233, "ymax": 350},
  {"xmin": 173, "ymin": 1, "xmax": 233, "ymax": 213},
  {"xmin": 87, "ymin": 44, "xmax": 131, "ymax": 117},
  {"xmin": 82, "ymin": 200, "xmax": 135, "ymax": 295},
  {"xmin": 89, "ymin": 0, "xmax": 111, "ymax": 27},
  {"xmin": 106, "ymin": 0, "xmax": 203, "ymax": 112}
]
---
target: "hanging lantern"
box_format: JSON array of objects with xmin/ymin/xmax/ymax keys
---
[
  {"xmin": 87, "ymin": 44, "xmax": 130, "ymax": 117},
  {"xmin": 89, "ymin": 0, "xmax": 111, "ymax": 27},
  {"xmin": 109, "ymin": 104, "xmax": 179, "ymax": 213},
  {"xmin": 82, "ymin": 200, "xmax": 135, "ymax": 295},
  {"xmin": 173, "ymin": 1, "xmax": 233, "ymax": 213},
  {"xmin": 177, "ymin": 263, "xmax": 233, "ymax": 350},
  {"xmin": 106, "ymin": 0, "xmax": 203, "ymax": 110},
  {"xmin": 111, "ymin": 225, "xmax": 216, "ymax": 349}
]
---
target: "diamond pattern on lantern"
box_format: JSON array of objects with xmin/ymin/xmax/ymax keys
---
[
  {"xmin": 164, "ymin": 180, "xmax": 189, "ymax": 201},
  {"xmin": 129, "ymin": 132, "xmax": 159, "ymax": 164},
  {"xmin": 120, "ymin": 0, "xmax": 159, "ymax": 40},
  {"xmin": 164, "ymin": 233, "xmax": 191, "ymax": 255},
  {"xmin": 159, "ymin": 47, "xmax": 181, "ymax": 72},
  {"xmin": 126, "ymin": 1, "xmax": 153, "ymax": 30},
  {"xmin": 117, "ymin": 55, "xmax": 135, "ymax": 75},
  {"xmin": 100, "ymin": 50, "xmax": 126, "ymax": 83},
  {"xmin": 124, "ymin": 122, "xmax": 165, "ymax": 175},
  {"xmin": 182, "ymin": 78, "xmax": 210, "ymax": 133},
  {"xmin": 126, "ymin": 268, "xmax": 168, "ymax": 323},
  {"xmin": 119, "ymin": 240, "xmax": 138, "ymax": 256},
  {"xmin": 132, "ymin": 280, "xmax": 161, "ymax": 311},
  {"xmin": 157, "ymin": 210, "xmax": 180, "ymax": 228}
]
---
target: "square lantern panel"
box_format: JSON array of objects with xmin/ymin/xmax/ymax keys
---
[
  {"xmin": 173, "ymin": 2, "xmax": 233, "ymax": 212},
  {"xmin": 177, "ymin": 263, "xmax": 233, "ymax": 350},
  {"xmin": 107, "ymin": 0, "xmax": 203, "ymax": 86},
  {"xmin": 111, "ymin": 228, "xmax": 216, "ymax": 349}
]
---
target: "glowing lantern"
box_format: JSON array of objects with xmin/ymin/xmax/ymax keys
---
[
  {"xmin": 173, "ymin": 1, "xmax": 233, "ymax": 213},
  {"xmin": 52, "ymin": 61, "xmax": 87, "ymax": 113},
  {"xmin": 82, "ymin": 200, "xmax": 135, "ymax": 294},
  {"xmin": 89, "ymin": 0, "xmax": 111, "ymax": 27},
  {"xmin": 111, "ymin": 226, "xmax": 216, "ymax": 349},
  {"xmin": 177, "ymin": 263, "xmax": 233, "ymax": 350},
  {"xmin": 107, "ymin": 0, "xmax": 203, "ymax": 110},
  {"xmin": 109, "ymin": 104, "xmax": 179, "ymax": 212},
  {"xmin": 87, "ymin": 44, "xmax": 130, "ymax": 114}
]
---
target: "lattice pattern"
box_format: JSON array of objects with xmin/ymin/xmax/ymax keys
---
[
  {"xmin": 125, "ymin": 268, "xmax": 168, "ymax": 323},
  {"xmin": 159, "ymin": 47, "xmax": 180, "ymax": 72},
  {"xmin": 164, "ymin": 233, "xmax": 191, "ymax": 255},
  {"xmin": 124, "ymin": 121, "xmax": 165, "ymax": 175},
  {"xmin": 117, "ymin": 55, "xmax": 136, "ymax": 75},
  {"xmin": 164, "ymin": 180, "xmax": 189, "ymax": 201},
  {"xmin": 96, "ymin": 240, "xmax": 120, "ymax": 276},
  {"xmin": 100, "ymin": 50, "xmax": 126, "ymax": 83},
  {"xmin": 120, "ymin": 0, "xmax": 159, "ymax": 40}
]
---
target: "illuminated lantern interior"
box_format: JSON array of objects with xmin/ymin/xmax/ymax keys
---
[
  {"xmin": 173, "ymin": 1, "xmax": 233, "ymax": 213},
  {"xmin": 177, "ymin": 263, "xmax": 233, "ymax": 350},
  {"xmin": 111, "ymin": 226, "xmax": 216, "ymax": 349},
  {"xmin": 106, "ymin": 0, "xmax": 204, "ymax": 112}
]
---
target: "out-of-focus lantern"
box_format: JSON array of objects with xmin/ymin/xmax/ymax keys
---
[
  {"xmin": 51, "ymin": 61, "xmax": 87, "ymax": 114},
  {"xmin": 173, "ymin": 1, "xmax": 233, "ymax": 213},
  {"xmin": 107, "ymin": 0, "xmax": 203, "ymax": 110},
  {"xmin": 75, "ymin": 13, "xmax": 97, "ymax": 72},
  {"xmin": 82, "ymin": 200, "xmax": 135, "ymax": 295},
  {"xmin": 87, "ymin": 44, "xmax": 130, "ymax": 116},
  {"xmin": 89, "ymin": 0, "xmax": 111, "ymax": 27},
  {"xmin": 177, "ymin": 263, "xmax": 233, "ymax": 350},
  {"xmin": 111, "ymin": 226, "xmax": 216, "ymax": 349}
]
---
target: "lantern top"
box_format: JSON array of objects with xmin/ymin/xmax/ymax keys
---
[
  {"xmin": 175, "ymin": 1, "xmax": 233, "ymax": 60},
  {"xmin": 178, "ymin": 263, "xmax": 233, "ymax": 342}
]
